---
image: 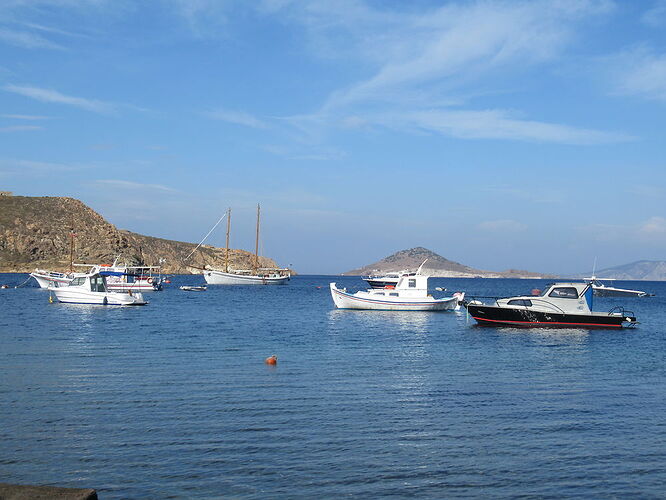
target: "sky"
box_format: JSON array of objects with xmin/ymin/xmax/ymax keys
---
[{"xmin": 1, "ymin": 0, "xmax": 666, "ymax": 275}]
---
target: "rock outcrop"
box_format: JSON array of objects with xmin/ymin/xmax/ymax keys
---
[{"xmin": 0, "ymin": 195, "xmax": 283, "ymax": 274}]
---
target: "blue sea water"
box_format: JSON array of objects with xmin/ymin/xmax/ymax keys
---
[{"xmin": 1, "ymin": 274, "xmax": 666, "ymax": 498}]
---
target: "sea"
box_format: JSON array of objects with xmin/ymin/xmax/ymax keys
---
[{"xmin": 1, "ymin": 274, "xmax": 666, "ymax": 499}]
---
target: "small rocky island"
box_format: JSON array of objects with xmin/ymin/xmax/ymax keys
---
[
  {"xmin": 0, "ymin": 194, "xmax": 283, "ymax": 274},
  {"xmin": 344, "ymin": 247, "xmax": 551, "ymax": 278}
]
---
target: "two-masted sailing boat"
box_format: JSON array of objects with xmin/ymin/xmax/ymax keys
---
[{"xmin": 203, "ymin": 204, "xmax": 290, "ymax": 285}]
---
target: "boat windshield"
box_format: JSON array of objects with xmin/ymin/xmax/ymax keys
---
[{"xmin": 90, "ymin": 275, "xmax": 107, "ymax": 292}]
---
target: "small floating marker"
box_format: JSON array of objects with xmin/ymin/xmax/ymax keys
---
[{"xmin": 264, "ymin": 355, "xmax": 278, "ymax": 366}]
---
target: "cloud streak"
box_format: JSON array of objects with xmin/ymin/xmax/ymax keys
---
[
  {"xmin": 94, "ymin": 179, "xmax": 178, "ymax": 192},
  {"xmin": 0, "ymin": 125, "xmax": 42, "ymax": 132},
  {"xmin": 3, "ymin": 84, "xmax": 117, "ymax": 113},
  {"xmin": 606, "ymin": 46, "xmax": 666, "ymax": 102},
  {"xmin": 204, "ymin": 108, "xmax": 268, "ymax": 128}
]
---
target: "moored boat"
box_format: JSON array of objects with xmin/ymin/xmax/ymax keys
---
[
  {"xmin": 203, "ymin": 205, "xmax": 290, "ymax": 285},
  {"xmin": 180, "ymin": 285, "xmax": 207, "ymax": 292},
  {"xmin": 330, "ymin": 266, "xmax": 464, "ymax": 311},
  {"xmin": 50, "ymin": 272, "xmax": 147, "ymax": 305},
  {"xmin": 362, "ymin": 271, "xmax": 413, "ymax": 289},
  {"xmin": 465, "ymin": 282, "xmax": 637, "ymax": 328},
  {"xmin": 30, "ymin": 269, "xmax": 74, "ymax": 288}
]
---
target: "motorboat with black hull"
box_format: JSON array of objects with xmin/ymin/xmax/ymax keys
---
[{"xmin": 465, "ymin": 282, "xmax": 637, "ymax": 328}]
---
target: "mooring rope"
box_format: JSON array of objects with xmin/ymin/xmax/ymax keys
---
[{"xmin": 15, "ymin": 275, "xmax": 32, "ymax": 288}]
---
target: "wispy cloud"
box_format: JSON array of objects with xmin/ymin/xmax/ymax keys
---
[
  {"xmin": 606, "ymin": 46, "xmax": 666, "ymax": 102},
  {"xmin": 204, "ymin": 108, "xmax": 268, "ymax": 128},
  {"xmin": 378, "ymin": 108, "xmax": 633, "ymax": 144},
  {"xmin": 0, "ymin": 27, "xmax": 65, "ymax": 50},
  {"xmin": 478, "ymin": 219, "xmax": 527, "ymax": 233},
  {"xmin": 3, "ymin": 84, "xmax": 117, "ymax": 113},
  {"xmin": 264, "ymin": 0, "xmax": 624, "ymax": 145},
  {"xmin": 94, "ymin": 179, "xmax": 178, "ymax": 192},
  {"xmin": 642, "ymin": 0, "xmax": 666, "ymax": 27},
  {"xmin": 638, "ymin": 216, "xmax": 666, "ymax": 237},
  {"xmin": 2, "ymin": 113, "xmax": 50, "ymax": 120},
  {"xmin": 0, "ymin": 125, "xmax": 42, "ymax": 132},
  {"xmin": 0, "ymin": 158, "xmax": 82, "ymax": 173}
]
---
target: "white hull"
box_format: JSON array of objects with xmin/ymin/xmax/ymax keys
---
[
  {"xmin": 203, "ymin": 270, "xmax": 290, "ymax": 285},
  {"xmin": 30, "ymin": 271, "xmax": 72, "ymax": 289},
  {"xmin": 52, "ymin": 288, "xmax": 146, "ymax": 305},
  {"xmin": 330, "ymin": 283, "xmax": 462, "ymax": 311}
]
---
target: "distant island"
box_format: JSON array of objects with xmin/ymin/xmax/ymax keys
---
[
  {"xmin": 343, "ymin": 247, "xmax": 551, "ymax": 279},
  {"xmin": 344, "ymin": 247, "xmax": 666, "ymax": 280},
  {"xmin": 0, "ymin": 194, "xmax": 285, "ymax": 274}
]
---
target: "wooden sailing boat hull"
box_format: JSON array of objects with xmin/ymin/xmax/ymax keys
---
[{"xmin": 203, "ymin": 270, "xmax": 289, "ymax": 285}]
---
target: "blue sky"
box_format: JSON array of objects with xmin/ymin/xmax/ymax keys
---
[{"xmin": 1, "ymin": 0, "xmax": 666, "ymax": 274}]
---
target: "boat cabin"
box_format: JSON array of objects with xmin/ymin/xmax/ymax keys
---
[
  {"xmin": 68, "ymin": 273, "xmax": 108, "ymax": 293},
  {"xmin": 497, "ymin": 282, "xmax": 594, "ymax": 314},
  {"xmin": 385, "ymin": 274, "xmax": 431, "ymax": 298}
]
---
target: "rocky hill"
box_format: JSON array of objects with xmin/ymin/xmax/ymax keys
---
[
  {"xmin": 344, "ymin": 247, "xmax": 550, "ymax": 278},
  {"xmin": 0, "ymin": 195, "xmax": 283, "ymax": 274}
]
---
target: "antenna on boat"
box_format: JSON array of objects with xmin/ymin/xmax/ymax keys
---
[
  {"xmin": 416, "ymin": 259, "xmax": 428, "ymax": 275},
  {"xmin": 591, "ymin": 256, "xmax": 597, "ymax": 280},
  {"xmin": 254, "ymin": 203, "xmax": 260, "ymax": 274},
  {"xmin": 225, "ymin": 207, "xmax": 231, "ymax": 273},
  {"xmin": 69, "ymin": 230, "xmax": 76, "ymax": 273}
]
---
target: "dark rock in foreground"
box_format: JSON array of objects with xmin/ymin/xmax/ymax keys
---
[{"xmin": 0, "ymin": 483, "xmax": 97, "ymax": 499}]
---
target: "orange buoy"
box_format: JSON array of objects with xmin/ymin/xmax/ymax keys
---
[{"xmin": 265, "ymin": 355, "xmax": 278, "ymax": 365}]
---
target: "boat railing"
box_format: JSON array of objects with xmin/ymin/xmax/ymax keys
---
[{"xmin": 608, "ymin": 306, "xmax": 635, "ymax": 317}]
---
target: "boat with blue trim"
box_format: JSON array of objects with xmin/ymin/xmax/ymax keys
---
[
  {"xmin": 465, "ymin": 282, "xmax": 637, "ymax": 328},
  {"xmin": 50, "ymin": 271, "xmax": 147, "ymax": 305},
  {"xmin": 330, "ymin": 264, "xmax": 464, "ymax": 311}
]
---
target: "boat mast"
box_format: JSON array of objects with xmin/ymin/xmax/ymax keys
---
[
  {"xmin": 225, "ymin": 207, "xmax": 231, "ymax": 273},
  {"xmin": 254, "ymin": 203, "xmax": 260, "ymax": 274},
  {"xmin": 69, "ymin": 230, "xmax": 75, "ymax": 273}
]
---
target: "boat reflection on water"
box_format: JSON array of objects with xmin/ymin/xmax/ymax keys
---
[{"xmin": 328, "ymin": 309, "xmax": 435, "ymax": 334}]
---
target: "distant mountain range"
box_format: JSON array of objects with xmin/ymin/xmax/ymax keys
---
[
  {"xmin": 343, "ymin": 247, "xmax": 552, "ymax": 279},
  {"xmin": 578, "ymin": 261, "xmax": 666, "ymax": 281}
]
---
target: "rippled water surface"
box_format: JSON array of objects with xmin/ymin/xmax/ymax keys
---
[{"xmin": 2, "ymin": 275, "xmax": 666, "ymax": 498}]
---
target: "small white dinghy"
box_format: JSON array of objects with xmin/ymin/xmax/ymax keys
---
[
  {"xmin": 50, "ymin": 272, "xmax": 147, "ymax": 306},
  {"xmin": 180, "ymin": 285, "xmax": 207, "ymax": 292},
  {"xmin": 330, "ymin": 267, "xmax": 464, "ymax": 311}
]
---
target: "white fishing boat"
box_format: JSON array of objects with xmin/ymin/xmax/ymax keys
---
[
  {"xmin": 203, "ymin": 205, "xmax": 290, "ymax": 285},
  {"xmin": 50, "ymin": 272, "xmax": 147, "ymax": 305},
  {"xmin": 330, "ymin": 262, "xmax": 464, "ymax": 311},
  {"xmin": 30, "ymin": 269, "xmax": 74, "ymax": 288},
  {"xmin": 80, "ymin": 257, "xmax": 164, "ymax": 292}
]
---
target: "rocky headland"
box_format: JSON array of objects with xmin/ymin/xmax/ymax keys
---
[{"xmin": 0, "ymin": 195, "xmax": 283, "ymax": 274}]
